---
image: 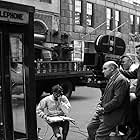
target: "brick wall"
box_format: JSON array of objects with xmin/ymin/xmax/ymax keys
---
[{"xmin": 59, "ymin": 0, "xmax": 140, "ymax": 55}]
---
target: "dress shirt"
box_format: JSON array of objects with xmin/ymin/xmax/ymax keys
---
[{"xmin": 36, "ymin": 94, "xmax": 71, "ymax": 118}]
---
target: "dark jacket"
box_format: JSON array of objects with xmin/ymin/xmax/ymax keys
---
[
  {"xmin": 120, "ymin": 66, "xmax": 140, "ymax": 98},
  {"xmin": 101, "ymin": 71, "xmax": 130, "ymax": 126}
]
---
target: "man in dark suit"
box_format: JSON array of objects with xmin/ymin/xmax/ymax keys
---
[
  {"xmin": 87, "ymin": 61, "xmax": 130, "ymax": 140},
  {"xmin": 120, "ymin": 44, "xmax": 140, "ymax": 140}
]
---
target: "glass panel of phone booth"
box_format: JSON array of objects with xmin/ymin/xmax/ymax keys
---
[
  {"xmin": 0, "ymin": 2, "xmax": 36, "ymax": 139},
  {"xmin": 10, "ymin": 33, "xmax": 27, "ymax": 139},
  {"xmin": 0, "ymin": 32, "xmax": 4, "ymax": 138}
]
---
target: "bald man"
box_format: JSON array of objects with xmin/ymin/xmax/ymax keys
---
[{"xmin": 87, "ymin": 61, "xmax": 130, "ymax": 140}]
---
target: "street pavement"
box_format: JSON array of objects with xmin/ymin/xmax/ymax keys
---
[{"xmin": 37, "ymin": 86, "xmax": 102, "ymax": 140}]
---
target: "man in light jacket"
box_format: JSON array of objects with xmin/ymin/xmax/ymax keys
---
[{"xmin": 36, "ymin": 84, "xmax": 71, "ymax": 140}]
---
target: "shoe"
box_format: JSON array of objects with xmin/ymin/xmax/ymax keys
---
[
  {"xmin": 56, "ymin": 134, "xmax": 62, "ymax": 140},
  {"xmin": 57, "ymin": 136, "xmax": 62, "ymax": 140}
]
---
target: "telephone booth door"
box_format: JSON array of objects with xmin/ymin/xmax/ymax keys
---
[{"xmin": 0, "ymin": 2, "xmax": 37, "ymax": 140}]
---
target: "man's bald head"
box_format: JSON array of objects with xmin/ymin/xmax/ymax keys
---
[
  {"xmin": 103, "ymin": 61, "xmax": 118, "ymax": 70},
  {"xmin": 102, "ymin": 61, "xmax": 118, "ymax": 79}
]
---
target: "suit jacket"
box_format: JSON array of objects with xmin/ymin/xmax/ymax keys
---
[
  {"xmin": 120, "ymin": 66, "xmax": 140, "ymax": 98},
  {"xmin": 101, "ymin": 71, "xmax": 130, "ymax": 126}
]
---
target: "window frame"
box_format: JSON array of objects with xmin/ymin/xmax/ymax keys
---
[
  {"xmin": 115, "ymin": 10, "xmax": 121, "ymax": 32},
  {"xmin": 40, "ymin": 0, "xmax": 51, "ymax": 4},
  {"xmin": 75, "ymin": 0, "xmax": 82, "ymax": 25},
  {"xmin": 86, "ymin": 2, "xmax": 94, "ymax": 27},
  {"xmin": 130, "ymin": 14, "xmax": 135, "ymax": 34},
  {"xmin": 136, "ymin": 16, "xmax": 140, "ymax": 34},
  {"xmin": 106, "ymin": 7, "xmax": 113, "ymax": 30}
]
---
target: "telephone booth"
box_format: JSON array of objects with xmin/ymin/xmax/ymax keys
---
[{"xmin": 0, "ymin": 1, "xmax": 37, "ymax": 140}]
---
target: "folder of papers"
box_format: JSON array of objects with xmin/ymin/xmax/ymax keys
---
[{"xmin": 46, "ymin": 116, "xmax": 74, "ymax": 123}]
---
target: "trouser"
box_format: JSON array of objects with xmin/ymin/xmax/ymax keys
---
[
  {"xmin": 127, "ymin": 98, "xmax": 138, "ymax": 127},
  {"xmin": 126, "ymin": 98, "xmax": 140, "ymax": 140},
  {"xmin": 49, "ymin": 120, "xmax": 69, "ymax": 140},
  {"xmin": 87, "ymin": 113, "xmax": 116, "ymax": 140},
  {"xmin": 135, "ymin": 100, "xmax": 140, "ymax": 140},
  {"xmin": 137, "ymin": 100, "xmax": 140, "ymax": 123}
]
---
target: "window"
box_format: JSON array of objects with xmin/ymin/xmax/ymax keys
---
[
  {"xmin": 130, "ymin": 14, "xmax": 135, "ymax": 34},
  {"xmin": 40, "ymin": 0, "xmax": 51, "ymax": 3},
  {"xmin": 115, "ymin": 10, "xmax": 121, "ymax": 32},
  {"xmin": 106, "ymin": 8, "xmax": 113, "ymax": 30},
  {"xmin": 137, "ymin": 16, "xmax": 140, "ymax": 34},
  {"xmin": 72, "ymin": 40, "xmax": 84, "ymax": 61},
  {"xmin": 87, "ymin": 2, "xmax": 93, "ymax": 27},
  {"xmin": 75, "ymin": 0, "xmax": 82, "ymax": 25}
]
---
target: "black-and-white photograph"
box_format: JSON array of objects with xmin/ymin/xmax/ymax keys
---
[{"xmin": 0, "ymin": 0, "xmax": 140, "ymax": 140}]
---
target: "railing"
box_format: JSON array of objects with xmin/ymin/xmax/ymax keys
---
[{"xmin": 34, "ymin": 60, "xmax": 86, "ymax": 74}]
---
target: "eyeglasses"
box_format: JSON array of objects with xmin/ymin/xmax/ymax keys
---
[
  {"xmin": 53, "ymin": 89, "xmax": 63, "ymax": 95},
  {"xmin": 121, "ymin": 59, "xmax": 130, "ymax": 64},
  {"xmin": 121, "ymin": 61, "xmax": 126, "ymax": 64}
]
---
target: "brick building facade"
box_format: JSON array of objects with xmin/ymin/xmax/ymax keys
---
[
  {"xmin": 63, "ymin": 0, "xmax": 140, "ymax": 60},
  {"xmin": 2, "ymin": 0, "xmax": 140, "ymax": 60}
]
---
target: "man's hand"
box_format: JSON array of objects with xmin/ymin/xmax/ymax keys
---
[
  {"xmin": 46, "ymin": 116, "xmax": 53, "ymax": 123},
  {"xmin": 39, "ymin": 112, "xmax": 46, "ymax": 118},
  {"xmin": 58, "ymin": 96, "xmax": 62, "ymax": 103},
  {"xmin": 130, "ymin": 92, "xmax": 137, "ymax": 102},
  {"xmin": 96, "ymin": 107, "xmax": 104, "ymax": 115}
]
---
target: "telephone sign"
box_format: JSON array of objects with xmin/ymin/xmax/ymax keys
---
[{"xmin": 0, "ymin": 8, "xmax": 29, "ymax": 24}]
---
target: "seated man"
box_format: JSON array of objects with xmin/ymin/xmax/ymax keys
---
[
  {"xmin": 36, "ymin": 84, "xmax": 71, "ymax": 140},
  {"xmin": 87, "ymin": 61, "xmax": 130, "ymax": 140}
]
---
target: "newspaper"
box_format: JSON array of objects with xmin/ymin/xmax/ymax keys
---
[{"xmin": 46, "ymin": 116, "xmax": 74, "ymax": 123}]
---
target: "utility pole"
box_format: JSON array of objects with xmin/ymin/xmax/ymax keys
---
[
  {"xmin": 81, "ymin": 20, "xmax": 107, "ymax": 39},
  {"xmin": 81, "ymin": 17, "xmax": 115, "ymax": 40},
  {"xmin": 109, "ymin": 20, "xmax": 129, "ymax": 35}
]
